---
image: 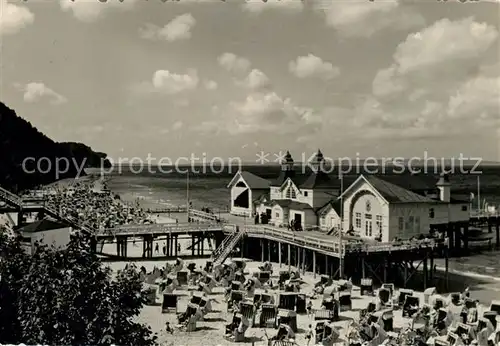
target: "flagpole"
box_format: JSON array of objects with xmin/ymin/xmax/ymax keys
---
[
  {"xmin": 477, "ymin": 175, "xmax": 480, "ymax": 213},
  {"xmin": 187, "ymin": 170, "xmax": 190, "ymax": 218},
  {"xmin": 339, "ymin": 170, "xmax": 343, "ymax": 280}
]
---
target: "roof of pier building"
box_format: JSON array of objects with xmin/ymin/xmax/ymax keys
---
[
  {"xmin": 17, "ymin": 218, "xmax": 70, "ymax": 234},
  {"xmin": 227, "ymin": 170, "xmax": 271, "ymax": 190}
]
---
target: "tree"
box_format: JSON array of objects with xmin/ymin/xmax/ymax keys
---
[{"xmin": 0, "ymin": 231, "xmax": 158, "ymax": 346}]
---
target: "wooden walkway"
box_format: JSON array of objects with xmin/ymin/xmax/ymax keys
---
[{"xmin": 96, "ymin": 223, "xmax": 223, "ymax": 238}]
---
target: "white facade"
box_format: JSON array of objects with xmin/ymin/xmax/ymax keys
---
[
  {"xmin": 23, "ymin": 226, "xmax": 71, "ymax": 255},
  {"xmin": 341, "ymin": 179, "xmax": 390, "ymax": 241},
  {"xmin": 340, "ymin": 175, "xmax": 471, "ymax": 241},
  {"xmin": 318, "ymin": 207, "xmax": 341, "ymax": 232},
  {"xmin": 230, "ymin": 176, "xmax": 254, "ymax": 217}
]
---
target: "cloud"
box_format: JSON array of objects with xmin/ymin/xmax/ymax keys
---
[
  {"xmin": 227, "ymin": 92, "xmax": 320, "ymax": 135},
  {"xmin": 172, "ymin": 121, "xmax": 183, "ymax": 130},
  {"xmin": 204, "ymin": 80, "xmax": 218, "ymax": 90},
  {"xmin": 353, "ymin": 17, "xmax": 499, "ymax": 140},
  {"xmin": 217, "ymin": 53, "xmax": 251, "ymax": 74},
  {"xmin": 59, "ymin": 0, "xmax": 137, "ymax": 22},
  {"xmin": 0, "ymin": 0, "xmax": 34, "ymax": 36},
  {"xmin": 237, "ymin": 69, "xmax": 271, "ymax": 90},
  {"xmin": 315, "ymin": 0, "xmax": 425, "ymax": 38},
  {"xmin": 142, "ymin": 69, "xmax": 199, "ymax": 94},
  {"xmin": 289, "ymin": 54, "xmax": 340, "ymax": 80},
  {"xmin": 242, "ymin": 0, "xmax": 304, "ymax": 14},
  {"xmin": 17, "ymin": 82, "xmax": 67, "ymax": 105},
  {"xmin": 139, "ymin": 13, "xmax": 196, "ymax": 42}
]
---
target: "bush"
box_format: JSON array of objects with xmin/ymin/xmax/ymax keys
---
[{"xmin": 0, "ymin": 231, "xmax": 157, "ymax": 346}]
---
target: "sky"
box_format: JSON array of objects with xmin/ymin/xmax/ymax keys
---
[{"xmin": 1, "ymin": 0, "xmax": 499, "ymax": 163}]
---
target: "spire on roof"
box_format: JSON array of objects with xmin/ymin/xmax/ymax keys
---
[
  {"xmin": 309, "ymin": 149, "xmax": 324, "ymax": 173},
  {"xmin": 436, "ymin": 172, "xmax": 450, "ymax": 186},
  {"xmin": 281, "ymin": 151, "xmax": 294, "ymax": 172}
]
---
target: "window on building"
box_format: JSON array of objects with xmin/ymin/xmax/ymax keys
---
[
  {"xmin": 398, "ymin": 217, "xmax": 404, "ymax": 231},
  {"xmin": 321, "ymin": 218, "xmax": 325, "ymax": 225},
  {"xmin": 365, "ymin": 219, "xmax": 373, "ymax": 237},
  {"xmin": 407, "ymin": 216, "xmax": 414, "ymax": 230},
  {"xmin": 275, "ymin": 212, "xmax": 279, "ymax": 218},
  {"xmin": 304, "ymin": 191, "xmax": 308, "ymax": 197},
  {"xmin": 355, "ymin": 212, "xmax": 361, "ymax": 229},
  {"xmin": 286, "ymin": 188, "xmax": 291, "ymax": 199},
  {"xmin": 365, "ymin": 214, "xmax": 372, "ymax": 220},
  {"xmin": 429, "ymin": 208, "xmax": 435, "ymax": 218},
  {"xmin": 415, "ymin": 216, "xmax": 420, "ymax": 232},
  {"xmin": 461, "ymin": 205, "xmax": 468, "ymax": 211},
  {"xmin": 376, "ymin": 215, "xmax": 382, "ymax": 230},
  {"xmin": 291, "ymin": 189, "xmax": 297, "ymax": 199}
]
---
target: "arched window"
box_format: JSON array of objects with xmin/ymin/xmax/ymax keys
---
[
  {"xmin": 291, "ymin": 189, "xmax": 297, "ymax": 199},
  {"xmin": 286, "ymin": 188, "xmax": 292, "ymax": 199}
]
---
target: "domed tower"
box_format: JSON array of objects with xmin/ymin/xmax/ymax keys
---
[
  {"xmin": 281, "ymin": 151, "xmax": 294, "ymax": 172},
  {"xmin": 309, "ymin": 149, "xmax": 324, "ymax": 173}
]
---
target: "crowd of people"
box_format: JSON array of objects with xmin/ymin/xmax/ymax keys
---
[{"xmin": 36, "ymin": 180, "xmax": 153, "ymax": 230}]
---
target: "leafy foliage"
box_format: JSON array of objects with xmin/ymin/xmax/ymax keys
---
[{"xmin": 0, "ymin": 231, "xmax": 157, "ymax": 346}]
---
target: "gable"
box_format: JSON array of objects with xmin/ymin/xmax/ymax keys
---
[
  {"xmin": 227, "ymin": 170, "xmax": 270, "ymax": 190},
  {"xmin": 341, "ymin": 175, "xmax": 389, "ymax": 205}
]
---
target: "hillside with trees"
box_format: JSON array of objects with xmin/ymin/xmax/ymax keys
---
[{"xmin": 0, "ymin": 102, "xmax": 111, "ymax": 193}]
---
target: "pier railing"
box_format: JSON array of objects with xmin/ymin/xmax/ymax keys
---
[
  {"xmin": 470, "ymin": 211, "xmax": 500, "ymax": 218},
  {"xmin": 99, "ymin": 222, "xmax": 223, "ymax": 236},
  {"xmin": 234, "ymin": 225, "xmax": 436, "ymax": 254}
]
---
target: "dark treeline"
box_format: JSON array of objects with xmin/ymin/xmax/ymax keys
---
[{"xmin": 0, "ymin": 102, "xmax": 111, "ymax": 193}]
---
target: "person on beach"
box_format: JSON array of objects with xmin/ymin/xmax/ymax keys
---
[
  {"xmin": 177, "ymin": 243, "xmax": 181, "ymax": 254},
  {"xmin": 306, "ymin": 324, "xmax": 313, "ymax": 346},
  {"xmin": 155, "ymin": 243, "xmax": 159, "ymax": 254},
  {"xmin": 162, "ymin": 243, "xmax": 166, "ymax": 256},
  {"xmin": 165, "ymin": 321, "xmax": 173, "ymax": 334},
  {"xmin": 307, "ymin": 300, "xmax": 313, "ymax": 318}
]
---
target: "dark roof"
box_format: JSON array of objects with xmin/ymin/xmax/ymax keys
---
[
  {"xmin": 252, "ymin": 190, "xmax": 269, "ymax": 203},
  {"xmin": 270, "ymin": 170, "xmax": 300, "ymax": 186},
  {"xmin": 364, "ymin": 175, "xmax": 437, "ymax": 203},
  {"xmin": 18, "ymin": 218, "xmax": 70, "ymax": 234},
  {"xmin": 237, "ymin": 171, "xmax": 271, "ymax": 190},
  {"xmin": 318, "ymin": 199, "xmax": 342, "ymax": 215},
  {"xmin": 271, "ymin": 200, "xmax": 314, "ymax": 211},
  {"xmin": 301, "ymin": 171, "xmax": 338, "ymax": 189},
  {"xmin": 373, "ymin": 174, "xmax": 437, "ymax": 193}
]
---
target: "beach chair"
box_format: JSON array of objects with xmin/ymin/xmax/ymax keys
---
[
  {"xmin": 446, "ymin": 331, "xmax": 460, "ymax": 346},
  {"xmin": 397, "ymin": 289, "xmax": 414, "ymax": 308},
  {"xmin": 199, "ymin": 296, "xmax": 212, "ymax": 312},
  {"xmin": 381, "ymin": 283, "xmax": 394, "ymax": 296},
  {"xmin": 296, "ymin": 294, "xmax": 307, "ymax": 314},
  {"xmin": 162, "ymin": 293, "xmax": 178, "ymax": 313},
  {"xmin": 449, "ymin": 293, "xmax": 461, "ymax": 306},
  {"xmin": 402, "ymin": 295, "xmax": 420, "ymax": 318},
  {"xmin": 234, "ymin": 271, "xmax": 245, "ymax": 284},
  {"xmin": 315, "ymin": 321, "xmax": 326, "ymax": 344},
  {"xmin": 231, "ymin": 258, "xmax": 248, "ymax": 271},
  {"xmin": 259, "ymin": 304, "xmax": 277, "ymax": 328},
  {"xmin": 143, "ymin": 286, "xmax": 157, "ymax": 305},
  {"xmin": 279, "ymin": 271, "xmax": 290, "ymax": 285},
  {"xmin": 240, "ymin": 301, "xmax": 256, "ymax": 324},
  {"xmin": 378, "ymin": 288, "xmax": 393, "ymax": 308},
  {"xmin": 253, "ymin": 270, "xmax": 271, "ymax": 284},
  {"xmin": 337, "ymin": 291, "xmax": 352, "ymax": 312},
  {"xmin": 434, "ymin": 336, "xmax": 451, "ymax": 346},
  {"xmin": 483, "ymin": 310, "xmax": 498, "ymax": 330},
  {"xmin": 176, "ymin": 270, "xmax": 188, "ymax": 286},
  {"xmin": 489, "ymin": 300, "xmax": 500, "ymax": 314},
  {"xmin": 314, "ymin": 308, "xmax": 337, "ymax": 322},
  {"xmin": 360, "ymin": 278, "xmax": 374, "ymax": 296},
  {"xmin": 190, "ymin": 292, "xmax": 203, "ymax": 306},
  {"xmin": 271, "ymin": 341, "xmax": 295, "ymax": 346},
  {"xmin": 370, "ymin": 309, "xmax": 394, "ymax": 332},
  {"xmin": 277, "ymin": 309, "xmax": 297, "ymax": 332},
  {"xmin": 424, "ymin": 287, "xmax": 437, "ymax": 304},
  {"xmin": 454, "ymin": 322, "xmax": 474, "ymax": 341},
  {"xmin": 231, "ymin": 281, "xmax": 243, "ymax": 291},
  {"xmin": 323, "ymin": 322, "xmax": 340, "ymax": 346},
  {"xmin": 228, "ymin": 290, "xmax": 245, "ymax": 311},
  {"xmin": 278, "ymin": 292, "xmax": 297, "ymax": 311}
]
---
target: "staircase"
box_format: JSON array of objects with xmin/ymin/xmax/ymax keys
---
[
  {"xmin": 0, "ymin": 186, "xmax": 23, "ymax": 208},
  {"xmin": 0, "ymin": 186, "xmax": 95, "ymax": 235},
  {"xmin": 212, "ymin": 227, "xmax": 246, "ymax": 267}
]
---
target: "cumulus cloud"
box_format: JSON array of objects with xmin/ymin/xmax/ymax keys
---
[
  {"xmin": 237, "ymin": 69, "xmax": 271, "ymax": 90},
  {"xmin": 16, "ymin": 82, "xmax": 67, "ymax": 105},
  {"xmin": 59, "ymin": 0, "xmax": 137, "ymax": 22},
  {"xmin": 139, "ymin": 13, "xmax": 196, "ymax": 42},
  {"xmin": 204, "ymin": 80, "xmax": 218, "ymax": 90},
  {"xmin": 172, "ymin": 121, "xmax": 183, "ymax": 130},
  {"xmin": 289, "ymin": 54, "xmax": 340, "ymax": 80},
  {"xmin": 0, "ymin": 0, "xmax": 34, "ymax": 36},
  {"xmin": 227, "ymin": 92, "xmax": 320, "ymax": 135},
  {"xmin": 354, "ymin": 17, "xmax": 499, "ymax": 139},
  {"xmin": 242, "ymin": 0, "xmax": 304, "ymax": 14},
  {"xmin": 217, "ymin": 53, "xmax": 251, "ymax": 75},
  {"xmin": 150, "ymin": 69, "xmax": 199, "ymax": 94},
  {"xmin": 315, "ymin": 0, "xmax": 425, "ymax": 38}
]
